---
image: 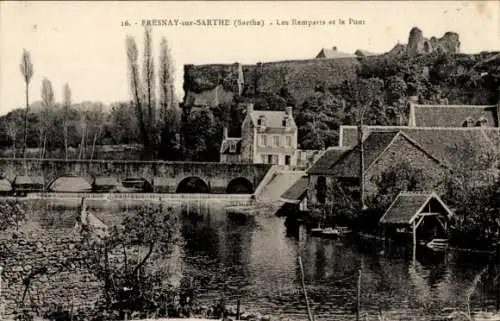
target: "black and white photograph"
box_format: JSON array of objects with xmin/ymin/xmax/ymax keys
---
[{"xmin": 0, "ymin": 1, "xmax": 500, "ymax": 320}]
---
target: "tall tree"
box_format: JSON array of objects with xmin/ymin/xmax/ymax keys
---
[
  {"xmin": 143, "ymin": 26, "xmax": 157, "ymax": 145},
  {"xmin": 126, "ymin": 35, "xmax": 150, "ymax": 158},
  {"xmin": 63, "ymin": 83, "xmax": 72, "ymax": 159},
  {"xmin": 159, "ymin": 37, "xmax": 175, "ymax": 122},
  {"xmin": 158, "ymin": 37, "xmax": 180, "ymax": 160},
  {"xmin": 20, "ymin": 49, "xmax": 34, "ymax": 158},
  {"xmin": 40, "ymin": 78, "xmax": 55, "ymax": 159}
]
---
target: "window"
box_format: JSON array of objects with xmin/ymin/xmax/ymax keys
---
[
  {"xmin": 229, "ymin": 142, "xmax": 236, "ymax": 153},
  {"xmin": 464, "ymin": 117, "xmax": 474, "ymax": 127},
  {"xmin": 257, "ymin": 119, "xmax": 262, "ymax": 126},
  {"xmin": 286, "ymin": 136, "xmax": 292, "ymax": 146},
  {"xmin": 477, "ymin": 117, "xmax": 488, "ymax": 127},
  {"xmin": 267, "ymin": 155, "xmax": 273, "ymax": 164},
  {"xmin": 273, "ymin": 136, "xmax": 280, "ymax": 146},
  {"xmin": 285, "ymin": 155, "xmax": 291, "ymax": 165},
  {"xmin": 282, "ymin": 119, "xmax": 287, "ymax": 127},
  {"xmin": 272, "ymin": 155, "xmax": 279, "ymax": 164},
  {"xmin": 260, "ymin": 135, "xmax": 267, "ymax": 146}
]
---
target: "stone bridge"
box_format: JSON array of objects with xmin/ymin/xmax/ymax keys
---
[{"xmin": 0, "ymin": 158, "xmax": 272, "ymax": 194}]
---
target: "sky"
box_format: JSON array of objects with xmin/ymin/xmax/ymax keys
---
[{"xmin": 0, "ymin": 1, "xmax": 499, "ymax": 115}]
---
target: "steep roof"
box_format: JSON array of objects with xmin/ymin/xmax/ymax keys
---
[
  {"xmin": 329, "ymin": 131, "xmax": 431, "ymax": 178},
  {"xmin": 339, "ymin": 126, "xmax": 499, "ymax": 169},
  {"xmin": 220, "ymin": 138, "xmax": 242, "ymax": 155},
  {"xmin": 280, "ymin": 176, "xmax": 308, "ymax": 204},
  {"xmin": 316, "ymin": 48, "xmax": 356, "ymax": 59},
  {"xmin": 334, "ymin": 132, "xmax": 405, "ymax": 178},
  {"xmin": 249, "ymin": 110, "xmax": 297, "ymax": 133},
  {"xmin": 307, "ymin": 147, "xmax": 350, "ymax": 175},
  {"xmin": 410, "ymin": 104, "xmax": 499, "ymax": 127},
  {"xmin": 379, "ymin": 192, "xmax": 453, "ymax": 225}
]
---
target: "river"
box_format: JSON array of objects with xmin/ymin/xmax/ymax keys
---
[{"xmin": 176, "ymin": 204, "xmax": 500, "ymax": 321}]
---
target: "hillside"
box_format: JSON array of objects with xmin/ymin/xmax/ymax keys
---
[{"xmin": 182, "ymin": 28, "xmax": 500, "ymax": 151}]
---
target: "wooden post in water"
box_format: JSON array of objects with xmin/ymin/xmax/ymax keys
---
[
  {"xmin": 298, "ymin": 256, "xmax": 314, "ymax": 321},
  {"xmin": 356, "ymin": 269, "xmax": 362, "ymax": 321},
  {"xmin": 236, "ymin": 299, "xmax": 241, "ymax": 320},
  {"xmin": 412, "ymin": 220, "xmax": 417, "ymax": 264},
  {"xmin": 497, "ymin": 242, "xmax": 500, "ymax": 310}
]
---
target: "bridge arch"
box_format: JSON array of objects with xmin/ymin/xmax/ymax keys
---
[
  {"xmin": 226, "ymin": 177, "xmax": 254, "ymax": 194},
  {"xmin": 176, "ymin": 176, "xmax": 210, "ymax": 193}
]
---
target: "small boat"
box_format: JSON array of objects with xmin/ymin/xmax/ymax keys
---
[
  {"xmin": 426, "ymin": 238, "xmax": 449, "ymax": 252},
  {"xmin": 321, "ymin": 227, "xmax": 339, "ymax": 239},
  {"xmin": 336, "ymin": 226, "xmax": 353, "ymax": 235}
]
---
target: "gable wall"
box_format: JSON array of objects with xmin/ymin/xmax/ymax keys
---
[{"xmin": 365, "ymin": 134, "xmax": 447, "ymax": 194}]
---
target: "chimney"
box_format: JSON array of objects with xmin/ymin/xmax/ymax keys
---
[
  {"xmin": 285, "ymin": 106, "xmax": 293, "ymax": 117},
  {"xmin": 246, "ymin": 103, "xmax": 254, "ymax": 115},
  {"xmin": 407, "ymin": 95, "xmax": 419, "ymax": 127},
  {"xmin": 223, "ymin": 127, "xmax": 229, "ymax": 139}
]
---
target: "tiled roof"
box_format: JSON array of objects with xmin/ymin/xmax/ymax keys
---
[
  {"xmin": 339, "ymin": 126, "xmax": 499, "ymax": 169},
  {"xmin": 316, "ymin": 48, "xmax": 356, "ymax": 59},
  {"xmin": 220, "ymin": 138, "xmax": 242, "ymax": 155},
  {"xmin": 280, "ymin": 176, "xmax": 308, "ymax": 203},
  {"xmin": 329, "ymin": 131, "xmax": 405, "ymax": 178},
  {"xmin": 379, "ymin": 192, "xmax": 453, "ymax": 224},
  {"xmin": 307, "ymin": 147, "xmax": 350, "ymax": 175},
  {"xmin": 0, "ymin": 179, "xmax": 12, "ymax": 192},
  {"xmin": 412, "ymin": 104, "xmax": 498, "ymax": 127},
  {"xmin": 249, "ymin": 110, "xmax": 297, "ymax": 133},
  {"xmin": 13, "ymin": 176, "xmax": 44, "ymax": 186},
  {"xmin": 49, "ymin": 176, "xmax": 92, "ymax": 192}
]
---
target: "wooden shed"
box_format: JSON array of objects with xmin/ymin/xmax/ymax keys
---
[
  {"xmin": 13, "ymin": 176, "xmax": 45, "ymax": 196},
  {"xmin": 379, "ymin": 191, "xmax": 453, "ymax": 245}
]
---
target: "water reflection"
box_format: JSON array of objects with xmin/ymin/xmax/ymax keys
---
[{"xmin": 174, "ymin": 205, "xmax": 499, "ymax": 320}]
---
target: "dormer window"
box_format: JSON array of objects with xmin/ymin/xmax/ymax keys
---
[
  {"xmin": 257, "ymin": 115, "xmax": 266, "ymax": 127},
  {"xmin": 463, "ymin": 117, "xmax": 474, "ymax": 127},
  {"xmin": 229, "ymin": 141, "xmax": 236, "ymax": 153},
  {"xmin": 477, "ymin": 117, "xmax": 488, "ymax": 127}
]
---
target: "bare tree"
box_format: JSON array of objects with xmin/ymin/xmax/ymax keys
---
[
  {"xmin": 40, "ymin": 78, "xmax": 55, "ymax": 159},
  {"xmin": 143, "ymin": 26, "xmax": 156, "ymax": 133},
  {"xmin": 63, "ymin": 83, "xmax": 72, "ymax": 160},
  {"xmin": 89, "ymin": 103, "xmax": 105, "ymax": 160},
  {"xmin": 20, "ymin": 49, "xmax": 34, "ymax": 158},
  {"xmin": 159, "ymin": 37, "xmax": 175, "ymax": 123},
  {"xmin": 126, "ymin": 35, "xmax": 149, "ymax": 157}
]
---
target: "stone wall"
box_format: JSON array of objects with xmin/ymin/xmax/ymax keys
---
[
  {"xmin": 0, "ymin": 199, "xmax": 103, "ymax": 318},
  {"xmin": 407, "ymin": 27, "xmax": 460, "ymax": 56},
  {"xmin": 0, "ymin": 159, "xmax": 272, "ymax": 194},
  {"xmin": 183, "ymin": 57, "xmax": 360, "ymax": 108}
]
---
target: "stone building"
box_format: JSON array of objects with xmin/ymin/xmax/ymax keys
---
[
  {"xmin": 307, "ymin": 131, "xmax": 447, "ymax": 205},
  {"xmin": 220, "ymin": 103, "xmax": 299, "ymax": 166},
  {"xmin": 406, "ymin": 95, "xmax": 500, "ymax": 128},
  {"xmin": 315, "ymin": 46, "xmax": 357, "ymax": 59}
]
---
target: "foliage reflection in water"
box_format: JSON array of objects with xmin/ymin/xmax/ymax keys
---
[{"xmin": 177, "ymin": 204, "xmax": 500, "ymax": 321}]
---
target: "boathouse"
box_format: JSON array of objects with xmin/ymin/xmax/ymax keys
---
[
  {"xmin": 280, "ymin": 176, "xmax": 309, "ymax": 212},
  {"xmin": 379, "ymin": 191, "xmax": 454, "ymax": 244}
]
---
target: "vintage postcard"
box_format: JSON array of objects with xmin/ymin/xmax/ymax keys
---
[{"xmin": 0, "ymin": 1, "xmax": 500, "ymax": 321}]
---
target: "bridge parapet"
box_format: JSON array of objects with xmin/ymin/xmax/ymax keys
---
[{"xmin": 0, "ymin": 158, "xmax": 272, "ymax": 194}]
